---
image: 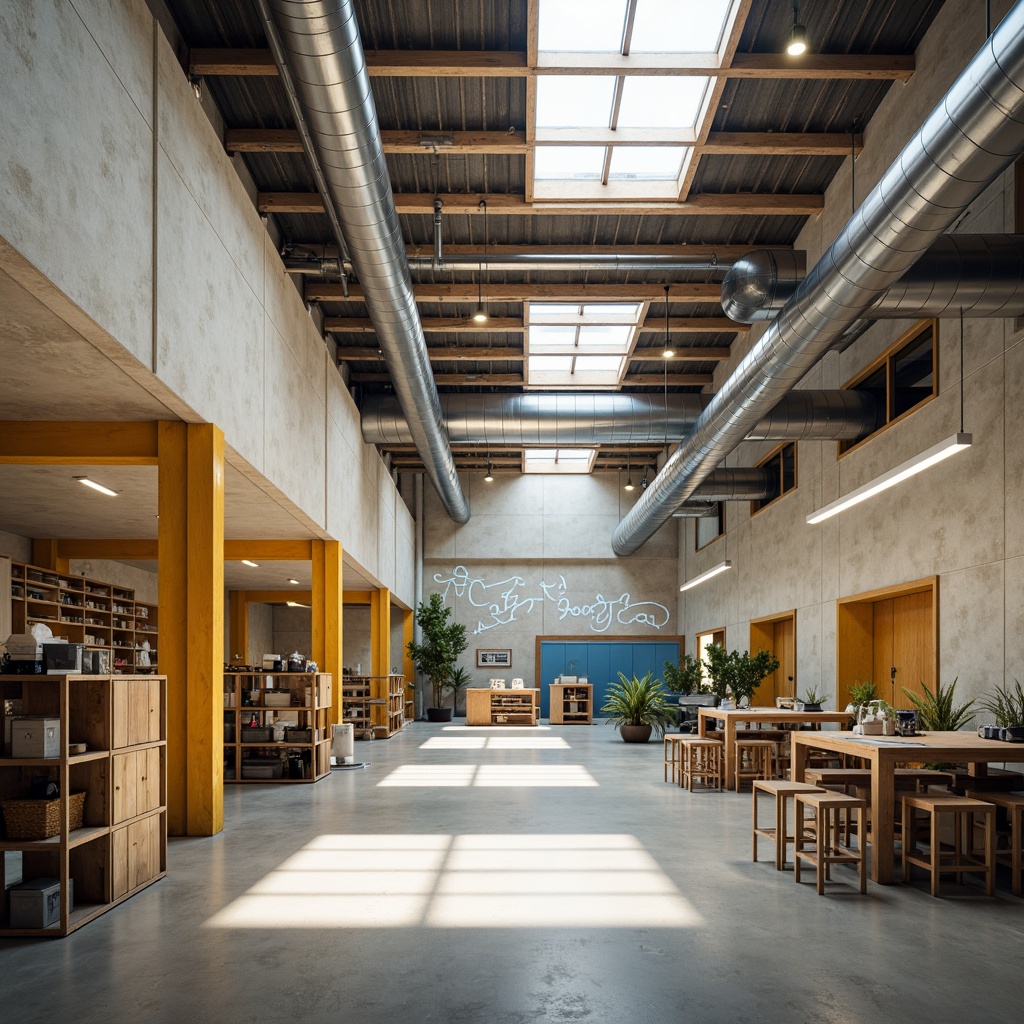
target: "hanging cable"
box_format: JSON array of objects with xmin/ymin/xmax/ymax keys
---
[{"xmin": 473, "ymin": 199, "xmax": 488, "ymax": 323}]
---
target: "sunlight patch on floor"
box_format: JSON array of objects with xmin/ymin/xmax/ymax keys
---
[
  {"xmin": 378, "ymin": 764, "xmax": 597, "ymax": 787},
  {"xmin": 420, "ymin": 736, "xmax": 570, "ymax": 750}
]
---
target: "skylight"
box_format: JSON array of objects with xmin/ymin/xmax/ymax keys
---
[
  {"xmin": 630, "ymin": 0, "xmax": 732, "ymax": 53},
  {"xmin": 527, "ymin": 303, "xmax": 642, "ymax": 325},
  {"xmin": 617, "ymin": 77, "xmax": 708, "ymax": 130},
  {"xmin": 534, "ymin": 146, "xmax": 605, "ymax": 180},
  {"xmin": 524, "ymin": 450, "xmax": 598, "ymax": 475},
  {"xmin": 609, "ymin": 146, "xmax": 688, "ymax": 180},
  {"xmin": 538, "ymin": 0, "xmax": 628, "ymax": 52},
  {"xmin": 536, "ymin": 77, "xmax": 616, "ymax": 128}
]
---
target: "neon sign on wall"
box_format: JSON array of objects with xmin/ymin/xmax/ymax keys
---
[{"xmin": 432, "ymin": 565, "xmax": 671, "ymax": 635}]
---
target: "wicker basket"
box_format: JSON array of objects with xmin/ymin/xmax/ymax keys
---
[{"xmin": 1, "ymin": 791, "xmax": 86, "ymax": 840}]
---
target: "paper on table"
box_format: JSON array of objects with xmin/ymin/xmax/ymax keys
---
[{"xmin": 843, "ymin": 736, "xmax": 926, "ymax": 746}]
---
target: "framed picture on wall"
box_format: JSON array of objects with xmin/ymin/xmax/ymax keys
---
[{"xmin": 477, "ymin": 648, "xmax": 512, "ymax": 668}]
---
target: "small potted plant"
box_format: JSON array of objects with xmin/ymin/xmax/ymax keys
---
[
  {"xmin": 980, "ymin": 679, "xmax": 1024, "ymax": 740},
  {"xmin": 730, "ymin": 649, "xmax": 781, "ymax": 708},
  {"xmin": 795, "ymin": 685, "xmax": 829, "ymax": 712},
  {"xmin": 600, "ymin": 672, "xmax": 675, "ymax": 743},
  {"xmin": 903, "ymin": 678, "xmax": 976, "ymax": 732},
  {"xmin": 846, "ymin": 680, "xmax": 877, "ymax": 715}
]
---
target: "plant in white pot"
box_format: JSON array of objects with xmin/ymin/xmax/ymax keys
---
[{"xmin": 405, "ymin": 594, "xmax": 468, "ymax": 722}]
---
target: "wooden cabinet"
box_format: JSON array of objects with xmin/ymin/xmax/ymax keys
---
[
  {"xmin": 9, "ymin": 562, "xmax": 158, "ymax": 674},
  {"xmin": 549, "ymin": 683, "xmax": 594, "ymax": 724},
  {"xmin": 222, "ymin": 672, "xmax": 332, "ymax": 783},
  {"xmin": 465, "ymin": 688, "xmax": 540, "ymax": 726},
  {"xmin": 0, "ymin": 674, "xmax": 167, "ymax": 937}
]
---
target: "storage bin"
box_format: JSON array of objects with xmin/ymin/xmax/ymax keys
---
[
  {"xmin": 224, "ymin": 723, "xmax": 236, "ymax": 743},
  {"xmin": 10, "ymin": 877, "xmax": 73, "ymax": 929},
  {"xmin": 11, "ymin": 718, "xmax": 60, "ymax": 758},
  {"xmin": 43, "ymin": 643, "xmax": 84, "ymax": 673},
  {"xmin": 265, "ymin": 691, "xmax": 293, "ymax": 707},
  {"xmin": 2, "ymin": 791, "xmax": 86, "ymax": 840},
  {"xmin": 241, "ymin": 757, "xmax": 284, "ymax": 779},
  {"xmin": 283, "ymin": 728, "xmax": 311, "ymax": 743},
  {"xmin": 240, "ymin": 727, "xmax": 272, "ymax": 742}
]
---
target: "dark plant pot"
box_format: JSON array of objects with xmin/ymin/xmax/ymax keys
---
[
  {"xmin": 620, "ymin": 724, "xmax": 653, "ymax": 743},
  {"xmin": 426, "ymin": 707, "xmax": 453, "ymax": 723},
  {"xmin": 802, "ymin": 703, "xmax": 822, "ymax": 712},
  {"xmin": 1001, "ymin": 726, "xmax": 1024, "ymax": 742}
]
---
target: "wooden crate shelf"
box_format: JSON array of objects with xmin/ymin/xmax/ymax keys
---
[
  {"xmin": 548, "ymin": 683, "xmax": 594, "ymax": 725},
  {"xmin": 341, "ymin": 675, "xmax": 406, "ymax": 739},
  {"xmin": 465, "ymin": 688, "xmax": 540, "ymax": 726}
]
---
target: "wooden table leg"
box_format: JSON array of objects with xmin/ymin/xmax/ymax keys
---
[
  {"xmin": 725, "ymin": 717, "xmax": 737, "ymax": 790},
  {"xmin": 791, "ymin": 735, "xmax": 807, "ymax": 783},
  {"xmin": 871, "ymin": 752, "xmax": 895, "ymax": 884}
]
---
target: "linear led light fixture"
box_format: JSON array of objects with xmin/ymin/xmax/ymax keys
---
[
  {"xmin": 241, "ymin": 559, "xmax": 260, "ymax": 568},
  {"xmin": 286, "ymin": 601, "xmax": 310, "ymax": 608},
  {"xmin": 679, "ymin": 560, "xmax": 732, "ymax": 592},
  {"xmin": 806, "ymin": 432, "xmax": 972, "ymax": 525},
  {"xmin": 73, "ymin": 476, "xmax": 117, "ymax": 497}
]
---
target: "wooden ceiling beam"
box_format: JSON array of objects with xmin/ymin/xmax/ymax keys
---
[
  {"xmin": 259, "ymin": 191, "xmax": 823, "ymax": 217},
  {"xmin": 624, "ymin": 373, "xmax": 714, "ymax": 386},
  {"xmin": 630, "ymin": 348, "xmax": 731, "ymax": 361},
  {"xmin": 339, "ymin": 347, "xmax": 524, "ymax": 362},
  {"xmin": 308, "ymin": 282, "xmax": 723, "ymax": 302},
  {"xmin": 298, "ymin": 242, "xmax": 783, "ymax": 259},
  {"xmin": 325, "ymin": 316, "xmax": 526, "ymax": 333},
  {"xmin": 352, "ymin": 373, "xmax": 525, "ymax": 385},
  {"xmin": 640, "ymin": 318, "xmax": 745, "ymax": 333},
  {"xmin": 191, "ymin": 48, "xmax": 913, "ymax": 81},
  {"xmin": 703, "ymin": 131, "xmax": 864, "ymax": 156}
]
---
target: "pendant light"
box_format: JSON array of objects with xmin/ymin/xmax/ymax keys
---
[
  {"xmin": 473, "ymin": 199, "xmax": 489, "ymax": 323},
  {"xmin": 484, "ymin": 453, "xmax": 494, "ymax": 482},
  {"xmin": 624, "ymin": 454, "xmax": 635, "ymax": 492},
  {"xmin": 786, "ymin": 1, "xmax": 807, "ymax": 56},
  {"xmin": 662, "ymin": 284, "xmax": 674, "ymax": 359}
]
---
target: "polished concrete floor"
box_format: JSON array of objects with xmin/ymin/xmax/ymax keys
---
[{"xmin": 3, "ymin": 721, "xmax": 1022, "ymax": 1023}]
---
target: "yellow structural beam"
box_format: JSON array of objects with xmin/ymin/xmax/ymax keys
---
[
  {"xmin": 370, "ymin": 588, "xmax": 392, "ymax": 678},
  {"xmin": 311, "ymin": 541, "xmax": 344, "ymax": 725},
  {"xmin": 159, "ymin": 422, "xmax": 224, "ymax": 838},
  {"xmin": 31, "ymin": 539, "xmax": 69, "ymax": 575},
  {"xmin": 223, "ymin": 540, "xmax": 314, "ymax": 560},
  {"xmin": 234, "ymin": 589, "xmax": 313, "ymax": 605},
  {"xmin": 343, "ymin": 590, "xmax": 373, "ymax": 605},
  {"xmin": 56, "ymin": 539, "xmax": 158, "ymax": 560},
  {"xmin": 0, "ymin": 421, "xmax": 159, "ymax": 464},
  {"xmin": 403, "ymin": 608, "xmax": 416, "ymax": 719}
]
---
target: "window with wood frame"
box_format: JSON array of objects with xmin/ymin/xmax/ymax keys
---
[
  {"xmin": 695, "ymin": 502, "xmax": 724, "ymax": 550},
  {"xmin": 839, "ymin": 320, "xmax": 937, "ymax": 455},
  {"xmin": 750, "ymin": 442, "xmax": 797, "ymax": 515}
]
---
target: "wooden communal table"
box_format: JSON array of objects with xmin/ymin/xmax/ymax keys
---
[
  {"xmin": 697, "ymin": 706, "xmax": 853, "ymax": 790},
  {"xmin": 791, "ymin": 730, "xmax": 1016, "ymax": 884}
]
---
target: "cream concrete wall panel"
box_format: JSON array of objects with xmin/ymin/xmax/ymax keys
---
[
  {"xmin": 1005, "ymin": 341, "xmax": 1024, "ymax": 559},
  {"xmin": 796, "ymin": 603, "xmax": 828, "ymax": 697},
  {"xmin": 0, "ymin": 530, "xmax": 31, "ymax": 562},
  {"xmin": 454, "ymin": 515, "xmax": 547, "ymax": 560},
  {"xmin": 1003, "ymin": 556, "xmax": 1024, "ymax": 681},
  {"xmin": 542, "ymin": 515, "xmax": 623, "ymax": 560},
  {"xmin": 156, "ymin": 40, "xmax": 263, "ymax": 302},
  {"xmin": 326, "ymin": 421, "xmax": 377, "ymax": 574},
  {"xmin": 68, "ymin": 560, "xmax": 158, "ymax": 604},
  {"xmin": 263, "ymin": 235, "xmax": 326, "ymax": 404},
  {"xmin": 248, "ymin": 603, "xmax": 273, "ymax": 664},
  {"xmin": 325, "ymin": 361, "xmax": 364, "ymax": 453},
  {"xmin": 376, "ymin": 489, "xmax": 397, "ymax": 593},
  {"xmin": 468, "ymin": 473, "xmax": 546, "ymax": 516},
  {"xmin": 342, "ymin": 605, "xmax": 371, "ymax": 671},
  {"xmin": 262, "ymin": 319, "xmax": 326, "ymax": 525},
  {"xmin": 0, "ymin": 0, "xmax": 153, "ymax": 364},
  {"xmin": 393, "ymin": 501, "xmax": 415, "ymax": 606},
  {"xmin": 155, "ymin": 150, "xmax": 264, "ymax": 452},
  {"xmin": 939, "ymin": 562, "xmax": 1005, "ymax": 704}
]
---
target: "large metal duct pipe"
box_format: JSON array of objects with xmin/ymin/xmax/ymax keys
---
[
  {"xmin": 688, "ymin": 468, "xmax": 775, "ymax": 502},
  {"xmin": 265, "ymin": 0, "xmax": 469, "ymax": 523},
  {"xmin": 723, "ymin": 235, "xmax": 1024, "ymax": 322},
  {"xmin": 283, "ymin": 253, "xmax": 737, "ymax": 276},
  {"xmin": 613, "ymin": 7, "xmax": 1024, "ymax": 557},
  {"xmin": 361, "ymin": 391, "xmax": 881, "ymax": 446}
]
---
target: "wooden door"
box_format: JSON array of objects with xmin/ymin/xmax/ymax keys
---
[
  {"xmin": 870, "ymin": 591, "xmax": 933, "ymax": 704},
  {"xmin": 749, "ymin": 614, "xmax": 795, "ymax": 705}
]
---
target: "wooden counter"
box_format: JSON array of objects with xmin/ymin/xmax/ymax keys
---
[{"xmin": 465, "ymin": 688, "xmax": 539, "ymax": 726}]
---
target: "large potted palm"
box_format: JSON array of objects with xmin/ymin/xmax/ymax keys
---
[
  {"xmin": 405, "ymin": 594, "xmax": 468, "ymax": 722},
  {"xmin": 601, "ymin": 672, "xmax": 675, "ymax": 743}
]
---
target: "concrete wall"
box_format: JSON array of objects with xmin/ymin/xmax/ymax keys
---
[
  {"xmin": 248, "ymin": 603, "xmax": 274, "ymax": 665},
  {"xmin": 343, "ymin": 606, "xmax": 371, "ymax": 674},
  {"xmin": 424, "ymin": 472, "xmax": 678, "ymax": 690},
  {"xmin": 678, "ymin": 0, "xmax": 1023, "ymax": 714},
  {"xmin": 0, "ymin": 0, "xmax": 414, "ymax": 605}
]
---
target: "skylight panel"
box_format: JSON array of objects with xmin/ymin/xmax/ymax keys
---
[
  {"xmin": 617, "ymin": 77, "xmax": 709, "ymax": 130},
  {"xmin": 538, "ymin": 0, "xmax": 627, "ymax": 52},
  {"xmin": 630, "ymin": 0, "xmax": 732, "ymax": 53},
  {"xmin": 577, "ymin": 325, "xmax": 633, "ymax": 349},
  {"xmin": 609, "ymin": 146, "xmax": 687, "ymax": 180},
  {"xmin": 529, "ymin": 325, "xmax": 579, "ymax": 349},
  {"xmin": 575, "ymin": 355, "xmax": 626, "ymax": 373},
  {"xmin": 524, "ymin": 449, "xmax": 598, "ymax": 475},
  {"xmin": 526, "ymin": 304, "xmax": 586, "ymax": 325},
  {"xmin": 534, "ymin": 146, "xmax": 606, "ymax": 180},
  {"xmin": 536, "ymin": 77, "xmax": 616, "ymax": 129},
  {"xmin": 527, "ymin": 303, "xmax": 643, "ymax": 325},
  {"xmin": 528, "ymin": 355, "xmax": 575, "ymax": 374}
]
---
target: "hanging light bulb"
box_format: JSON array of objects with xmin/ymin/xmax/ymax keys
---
[
  {"xmin": 662, "ymin": 284, "xmax": 674, "ymax": 359},
  {"xmin": 624, "ymin": 454, "xmax": 635, "ymax": 491},
  {"xmin": 484, "ymin": 454, "xmax": 494, "ymax": 482},
  {"xmin": 472, "ymin": 199, "xmax": 489, "ymax": 323},
  {"xmin": 786, "ymin": 1, "xmax": 808, "ymax": 56}
]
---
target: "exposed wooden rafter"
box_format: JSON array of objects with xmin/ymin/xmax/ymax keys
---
[
  {"xmin": 325, "ymin": 317, "xmax": 744, "ymax": 335},
  {"xmin": 335, "ymin": 346, "xmax": 731, "ymax": 362},
  {"xmin": 191, "ymin": 48, "xmax": 914, "ymax": 81},
  {"xmin": 307, "ymin": 282, "xmax": 723, "ymax": 302}
]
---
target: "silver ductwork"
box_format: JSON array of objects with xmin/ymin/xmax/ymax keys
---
[
  {"xmin": 723, "ymin": 235, "xmax": 1024, "ymax": 322},
  {"xmin": 284, "ymin": 253, "xmax": 736, "ymax": 276},
  {"xmin": 688, "ymin": 469, "xmax": 774, "ymax": 502},
  {"xmin": 613, "ymin": 7, "xmax": 1024, "ymax": 557},
  {"xmin": 266, "ymin": 0, "xmax": 469, "ymax": 523},
  {"xmin": 672, "ymin": 503, "xmax": 721, "ymax": 518},
  {"xmin": 361, "ymin": 391, "xmax": 881, "ymax": 446}
]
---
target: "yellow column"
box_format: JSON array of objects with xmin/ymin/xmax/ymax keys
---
[
  {"xmin": 31, "ymin": 539, "xmax": 69, "ymax": 574},
  {"xmin": 228, "ymin": 591, "xmax": 249, "ymax": 665},
  {"xmin": 158, "ymin": 422, "xmax": 224, "ymax": 837},
  {"xmin": 370, "ymin": 588, "xmax": 392, "ymax": 678},
  {"xmin": 311, "ymin": 540, "xmax": 344, "ymax": 725},
  {"xmin": 402, "ymin": 608, "xmax": 415, "ymax": 684}
]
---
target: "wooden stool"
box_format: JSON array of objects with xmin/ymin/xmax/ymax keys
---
[
  {"xmin": 901, "ymin": 794, "xmax": 995, "ymax": 897},
  {"xmin": 794, "ymin": 791, "xmax": 867, "ymax": 894},
  {"xmin": 753, "ymin": 779, "xmax": 823, "ymax": 870},
  {"xmin": 966, "ymin": 790, "xmax": 1024, "ymax": 896},
  {"xmin": 735, "ymin": 738, "xmax": 775, "ymax": 791},
  {"xmin": 894, "ymin": 768, "xmax": 955, "ymax": 792},
  {"xmin": 663, "ymin": 734, "xmax": 688, "ymax": 784},
  {"xmin": 679, "ymin": 737, "xmax": 723, "ymax": 792}
]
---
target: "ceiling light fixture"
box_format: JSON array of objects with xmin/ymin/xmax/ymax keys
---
[
  {"xmin": 679, "ymin": 560, "xmax": 732, "ymax": 592},
  {"xmin": 624, "ymin": 454, "xmax": 635, "ymax": 491},
  {"xmin": 241, "ymin": 559, "xmax": 260, "ymax": 568},
  {"xmin": 473, "ymin": 199, "xmax": 489, "ymax": 323},
  {"xmin": 806, "ymin": 433, "xmax": 973, "ymax": 525},
  {"xmin": 288, "ymin": 578, "xmax": 300, "ymax": 585},
  {"xmin": 484, "ymin": 454, "xmax": 494, "ymax": 482},
  {"xmin": 662, "ymin": 284, "xmax": 674, "ymax": 359},
  {"xmin": 786, "ymin": 1, "xmax": 808, "ymax": 56},
  {"xmin": 73, "ymin": 476, "xmax": 117, "ymax": 497},
  {"xmin": 286, "ymin": 601, "xmax": 311, "ymax": 608}
]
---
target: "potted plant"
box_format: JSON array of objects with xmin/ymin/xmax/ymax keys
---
[
  {"xmin": 449, "ymin": 666, "xmax": 471, "ymax": 717},
  {"xmin": 795, "ymin": 685, "xmax": 829, "ymax": 712},
  {"xmin": 903, "ymin": 678, "xmax": 976, "ymax": 732},
  {"xmin": 405, "ymin": 593, "xmax": 468, "ymax": 722},
  {"xmin": 600, "ymin": 672, "xmax": 675, "ymax": 743},
  {"xmin": 702, "ymin": 644, "xmax": 736, "ymax": 705},
  {"xmin": 980, "ymin": 679, "xmax": 1024, "ymax": 740},
  {"xmin": 731, "ymin": 649, "xmax": 781, "ymax": 708},
  {"xmin": 662, "ymin": 654, "xmax": 704, "ymax": 697},
  {"xmin": 846, "ymin": 680, "xmax": 877, "ymax": 715}
]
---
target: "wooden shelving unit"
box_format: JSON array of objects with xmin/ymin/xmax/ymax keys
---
[
  {"xmin": 0, "ymin": 674, "xmax": 167, "ymax": 937},
  {"xmin": 222, "ymin": 672, "xmax": 332, "ymax": 783},
  {"xmin": 548, "ymin": 683, "xmax": 594, "ymax": 724},
  {"xmin": 465, "ymin": 688, "xmax": 540, "ymax": 726},
  {"xmin": 341, "ymin": 675, "xmax": 406, "ymax": 738},
  {"xmin": 9, "ymin": 562, "xmax": 158, "ymax": 674}
]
